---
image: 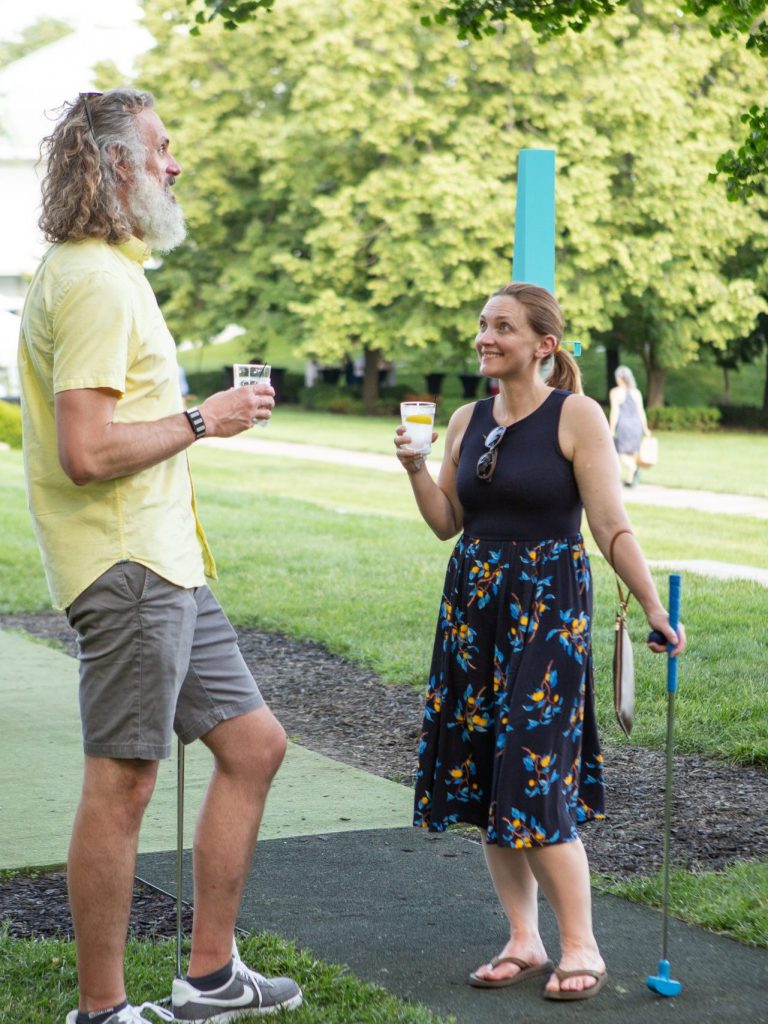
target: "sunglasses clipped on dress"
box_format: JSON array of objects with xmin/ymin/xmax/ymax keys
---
[{"xmin": 476, "ymin": 425, "xmax": 507, "ymax": 483}]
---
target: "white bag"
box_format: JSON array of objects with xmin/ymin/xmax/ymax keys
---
[{"xmin": 637, "ymin": 435, "xmax": 658, "ymax": 469}]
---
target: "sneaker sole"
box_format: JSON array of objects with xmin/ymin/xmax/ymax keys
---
[{"xmin": 176, "ymin": 990, "xmax": 303, "ymax": 1022}]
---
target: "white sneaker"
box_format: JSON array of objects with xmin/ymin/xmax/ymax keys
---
[
  {"xmin": 172, "ymin": 942, "xmax": 302, "ymax": 1021},
  {"xmin": 65, "ymin": 1003, "xmax": 174, "ymax": 1024}
]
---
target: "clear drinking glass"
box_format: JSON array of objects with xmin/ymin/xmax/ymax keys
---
[
  {"xmin": 400, "ymin": 401, "xmax": 436, "ymax": 455},
  {"xmin": 233, "ymin": 363, "xmax": 271, "ymax": 428}
]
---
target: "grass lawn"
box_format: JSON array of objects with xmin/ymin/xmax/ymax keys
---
[
  {"xmin": 596, "ymin": 860, "xmax": 768, "ymax": 949},
  {"xmin": 1, "ymin": 433, "xmax": 766, "ymax": 952},
  {"xmin": 0, "ymin": 930, "xmax": 453, "ymax": 1024},
  {"xmin": 1, "ymin": 446, "xmax": 766, "ymax": 764}
]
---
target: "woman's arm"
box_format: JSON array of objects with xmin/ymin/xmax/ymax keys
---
[
  {"xmin": 560, "ymin": 394, "xmax": 685, "ymax": 654},
  {"xmin": 394, "ymin": 403, "xmax": 473, "ymax": 540},
  {"xmin": 607, "ymin": 387, "xmax": 621, "ymax": 435}
]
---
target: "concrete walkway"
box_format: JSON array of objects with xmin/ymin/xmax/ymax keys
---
[
  {"xmin": 140, "ymin": 830, "xmax": 768, "ymax": 1024},
  {"xmin": 3, "ymin": 627, "xmax": 767, "ymax": 1024},
  {"xmin": 202, "ymin": 434, "xmax": 768, "ymax": 519}
]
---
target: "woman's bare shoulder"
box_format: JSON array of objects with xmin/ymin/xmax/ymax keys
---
[{"xmin": 563, "ymin": 392, "xmax": 605, "ymax": 421}]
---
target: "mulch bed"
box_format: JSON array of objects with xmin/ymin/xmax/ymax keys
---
[{"xmin": 2, "ymin": 611, "xmax": 766, "ymax": 941}]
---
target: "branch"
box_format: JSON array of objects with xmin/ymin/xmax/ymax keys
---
[
  {"xmin": 185, "ymin": 0, "xmax": 276, "ymax": 34},
  {"xmin": 420, "ymin": 0, "xmax": 629, "ymax": 40},
  {"xmin": 710, "ymin": 104, "xmax": 768, "ymax": 201}
]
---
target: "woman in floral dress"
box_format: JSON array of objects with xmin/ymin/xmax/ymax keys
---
[{"xmin": 394, "ymin": 283, "xmax": 685, "ymax": 1001}]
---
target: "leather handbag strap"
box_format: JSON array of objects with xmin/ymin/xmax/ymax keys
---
[{"xmin": 609, "ymin": 528, "xmax": 634, "ymax": 613}]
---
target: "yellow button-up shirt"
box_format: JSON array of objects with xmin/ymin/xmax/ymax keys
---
[{"xmin": 19, "ymin": 236, "xmax": 216, "ymax": 609}]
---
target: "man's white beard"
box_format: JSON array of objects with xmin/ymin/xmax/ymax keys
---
[{"xmin": 128, "ymin": 168, "xmax": 187, "ymax": 253}]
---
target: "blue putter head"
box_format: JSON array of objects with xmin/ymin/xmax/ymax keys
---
[{"xmin": 646, "ymin": 959, "xmax": 682, "ymax": 997}]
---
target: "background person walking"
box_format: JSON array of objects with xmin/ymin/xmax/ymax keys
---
[
  {"xmin": 609, "ymin": 365, "xmax": 651, "ymax": 487},
  {"xmin": 394, "ymin": 283, "xmax": 684, "ymax": 1002}
]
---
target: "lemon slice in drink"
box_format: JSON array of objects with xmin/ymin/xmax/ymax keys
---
[{"xmin": 405, "ymin": 414, "xmax": 433, "ymax": 424}]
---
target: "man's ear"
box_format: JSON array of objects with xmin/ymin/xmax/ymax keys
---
[{"xmin": 107, "ymin": 143, "xmax": 131, "ymax": 182}]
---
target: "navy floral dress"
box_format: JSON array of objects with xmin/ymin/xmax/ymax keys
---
[{"xmin": 413, "ymin": 391, "xmax": 605, "ymax": 847}]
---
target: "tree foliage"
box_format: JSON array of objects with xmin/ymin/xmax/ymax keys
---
[
  {"xmin": 425, "ymin": 0, "xmax": 768, "ymax": 52},
  {"xmin": 185, "ymin": 0, "xmax": 276, "ymax": 33},
  {"xmin": 187, "ymin": 0, "xmax": 768, "ymax": 201},
  {"xmin": 426, "ymin": 0, "xmax": 768, "ymax": 201},
  {"xmin": 144, "ymin": 0, "xmax": 768, "ymax": 404}
]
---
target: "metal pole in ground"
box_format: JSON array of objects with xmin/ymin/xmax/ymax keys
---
[
  {"xmin": 646, "ymin": 574, "xmax": 683, "ymax": 998},
  {"xmin": 176, "ymin": 736, "xmax": 185, "ymax": 979}
]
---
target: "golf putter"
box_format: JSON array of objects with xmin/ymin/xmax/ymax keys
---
[
  {"xmin": 176, "ymin": 736, "xmax": 185, "ymax": 980},
  {"xmin": 646, "ymin": 574, "xmax": 683, "ymax": 998}
]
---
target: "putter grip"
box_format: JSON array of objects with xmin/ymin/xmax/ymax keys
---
[{"xmin": 667, "ymin": 574, "xmax": 682, "ymax": 693}]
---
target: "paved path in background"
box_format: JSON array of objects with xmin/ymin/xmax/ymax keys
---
[{"xmin": 202, "ymin": 435, "xmax": 768, "ymax": 518}]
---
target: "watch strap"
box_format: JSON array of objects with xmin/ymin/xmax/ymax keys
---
[{"xmin": 184, "ymin": 406, "xmax": 206, "ymax": 440}]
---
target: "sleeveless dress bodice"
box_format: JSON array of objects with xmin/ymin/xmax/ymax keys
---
[{"xmin": 456, "ymin": 391, "xmax": 582, "ymax": 539}]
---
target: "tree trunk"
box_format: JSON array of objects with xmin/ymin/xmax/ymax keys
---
[
  {"xmin": 362, "ymin": 346, "xmax": 380, "ymax": 415},
  {"xmin": 721, "ymin": 367, "xmax": 731, "ymax": 406},
  {"xmin": 646, "ymin": 366, "xmax": 667, "ymax": 407},
  {"xmin": 763, "ymin": 349, "xmax": 768, "ymax": 414}
]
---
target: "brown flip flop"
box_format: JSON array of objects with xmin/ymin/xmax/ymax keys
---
[
  {"xmin": 543, "ymin": 966, "xmax": 608, "ymax": 1001},
  {"xmin": 469, "ymin": 955, "xmax": 555, "ymax": 989}
]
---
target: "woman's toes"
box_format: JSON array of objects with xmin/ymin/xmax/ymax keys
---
[{"xmin": 477, "ymin": 961, "xmax": 519, "ymax": 982}]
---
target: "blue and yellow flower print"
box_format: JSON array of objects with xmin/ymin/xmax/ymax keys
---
[{"xmin": 414, "ymin": 534, "xmax": 605, "ymax": 847}]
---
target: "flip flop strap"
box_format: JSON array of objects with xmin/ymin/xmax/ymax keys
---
[
  {"xmin": 489, "ymin": 955, "xmax": 530, "ymax": 969},
  {"xmin": 554, "ymin": 967, "xmax": 602, "ymax": 981}
]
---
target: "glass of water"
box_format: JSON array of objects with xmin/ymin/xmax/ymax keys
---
[{"xmin": 233, "ymin": 363, "xmax": 271, "ymax": 428}]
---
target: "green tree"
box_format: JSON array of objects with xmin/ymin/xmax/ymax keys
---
[
  {"xmin": 423, "ymin": 0, "xmax": 768, "ymax": 202},
  {"xmin": 145, "ymin": 0, "xmax": 768, "ymax": 407},
  {"xmin": 143, "ymin": 0, "xmax": 518, "ymax": 407},
  {"xmin": 187, "ymin": 0, "xmax": 768, "ymax": 201}
]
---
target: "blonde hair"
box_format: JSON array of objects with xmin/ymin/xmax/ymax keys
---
[
  {"xmin": 491, "ymin": 282, "xmax": 582, "ymax": 394},
  {"xmin": 39, "ymin": 88, "xmax": 155, "ymax": 244}
]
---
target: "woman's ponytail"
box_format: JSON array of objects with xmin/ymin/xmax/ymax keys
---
[{"xmin": 546, "ymin": 348, "xmax": 583, "ymax": 394}]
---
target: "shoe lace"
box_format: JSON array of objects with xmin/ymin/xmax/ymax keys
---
[
  {"xmin": 119, "ymin": 1003, "xmax": 175, "ymax": 1023},
  {"xmin": 231, "ymin": 938, "xmax": 265, "ymax": 1009}
]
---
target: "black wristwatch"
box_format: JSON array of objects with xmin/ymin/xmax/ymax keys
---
[{"xmin": 184, "ymin": 406, "xmax": 206, "ymax": 440}]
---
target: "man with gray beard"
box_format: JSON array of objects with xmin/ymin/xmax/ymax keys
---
[{"xmin": 18, "ymin": 88, "xmax": 302, "ymax": 1024}]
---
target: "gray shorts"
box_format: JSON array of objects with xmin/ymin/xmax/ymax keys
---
[{"xmin": 65, "ymin": 561, "xmax": 264, "ymax": 759}]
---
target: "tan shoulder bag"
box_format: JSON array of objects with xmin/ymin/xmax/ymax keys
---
[{"xmin": 610, "ymin": 529, "xmax": 635, "ymax": 738}]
